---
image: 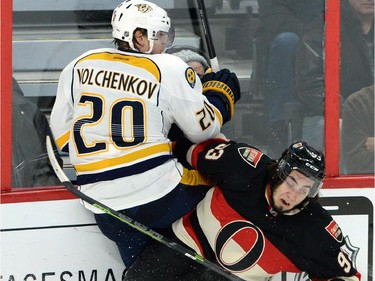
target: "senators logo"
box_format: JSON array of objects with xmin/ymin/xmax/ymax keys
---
[
  {"xmin": 185, "ymin": 67, "xmax": 196, "ymax": 88},
  {"xmin": 216, "ymin": 220, "xmax": 265, "ymax": 272},
  {"xmin": 135, "ymin": 4, "xmax": 153, "ymax": 13}
]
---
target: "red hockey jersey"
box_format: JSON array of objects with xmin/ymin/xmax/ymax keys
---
[{"xmin": 172, "ymin": 139, "xmax": 361, "ymax": 281}]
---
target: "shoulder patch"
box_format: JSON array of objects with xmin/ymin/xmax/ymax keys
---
[
  {"xmin": 185, "ymin": 67, "xmax": 196, "ymax": 88},
  {"xmin": 325, "ymin": 220, "xmax": 343, "ymax": 242},
  {"xmin": 238, "ymin": 147, "xmax": 263, "ymax": 168}
]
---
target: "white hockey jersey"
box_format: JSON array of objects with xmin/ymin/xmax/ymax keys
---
[{"xmin": 50, "ymin": 48, "xmax": 222, "ymax": 213}]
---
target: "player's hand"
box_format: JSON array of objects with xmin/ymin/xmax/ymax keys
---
[
  {"xmin": 201, "ymin": 69, "xmax": 241, "ymax": 103},
  {"xmin": 201, "ymin": 69, "xmax": 241, "ymax": 123},
  {"xmin": 172, "ymin": 134, "xmax": 194, "ymax": 169},
  {"xmin": 168, "ymin": 123, "xmax": 185, "ymax": 142}
]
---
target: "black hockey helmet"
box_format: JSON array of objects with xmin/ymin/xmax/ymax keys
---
[{"xmin": 277, "ymin": 141, "xmax": 325, "ymax": 197}]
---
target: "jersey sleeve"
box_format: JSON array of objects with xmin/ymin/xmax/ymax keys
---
[
  {"xmin": 160, "ymin": 55, "xmax": 223, "ymax": 143},
  {"xmin": 50, "ymin": 63, "xmax": 75, "ymax": 152},
  {"xmin": 188, "ymin": 138, "xmax": 268, "ymax": 192},
  {"xmin": 301, "ymin": 204, "xmax": 361, "ymax": 281}
]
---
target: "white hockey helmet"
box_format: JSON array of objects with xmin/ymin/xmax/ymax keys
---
[{"xmin": 111, "ymin": 0, "xmax": 174, "ymax": 51}]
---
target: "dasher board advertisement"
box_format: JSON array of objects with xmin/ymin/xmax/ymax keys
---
[{"xmin": 1, "ymin": 190, "xmax": 373, "ymax": 281}]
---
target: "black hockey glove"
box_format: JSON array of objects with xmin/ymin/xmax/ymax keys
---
[
  {"xmin": 168, "ymin": 123, "xmax": 185, "ymax": 142},
  {"xmin": 201, "ymin": 69, "xmax": 241, "ymax": 124},
  {"xmin": 171, "ymin": 133, "xmax": 194, "ymax": 169}
]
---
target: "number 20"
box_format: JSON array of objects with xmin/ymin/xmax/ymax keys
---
[{"xmin": 73, "ymin": 94, "xmax": 146, "ymax": 155}]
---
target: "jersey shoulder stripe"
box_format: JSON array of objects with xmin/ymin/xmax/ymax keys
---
[{"xmin": 75, "ymin": 51, "xmax": 162, "ymax": 82}]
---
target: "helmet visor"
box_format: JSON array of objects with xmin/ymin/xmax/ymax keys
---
[
  {"xmin": 278, "ymin": 159, "xmax": 323, "ymax": 197},
  {"xmin": 156, "ymin": 26, "xmax": 175, "ymax": 48}
]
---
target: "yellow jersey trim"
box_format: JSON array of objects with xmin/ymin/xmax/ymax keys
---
[{"xmin": 74, "ymin": 143, "xmax": 172, "ymax": 172}]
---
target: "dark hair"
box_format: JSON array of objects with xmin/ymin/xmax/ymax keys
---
[
  {"xmin": 114, "ymin": 28, "xmax": 147, "ymax": 51},
  {"xmin": 265, "ymin": 160, "xmax": 279, "ymax": 187}
]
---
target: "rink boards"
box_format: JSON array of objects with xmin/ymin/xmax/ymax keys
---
[{"xmin": 1, "ymin": 188, "xmax": 373, "ymax": 281}]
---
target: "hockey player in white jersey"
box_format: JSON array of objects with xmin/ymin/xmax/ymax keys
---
[{"xmin": 50, "ymin": 0, "xmax": 240, "ymax": 270}]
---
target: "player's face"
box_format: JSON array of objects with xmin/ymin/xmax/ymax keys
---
[
  {"xmin": 150, "ymin": 31, "xmax": 169, "ymax": 54},
  {"xmin": 151, "ymin": 30, "xmax": 174, "ymax": 54},
  {"xmin": 272, "ymin": 170, "xmax": 314, "ymax": 213},
  {"xmin": 134, "ymin": 30, "xmax": 168, "ymax": 54},
  {"xmin": 187, "ymin": 61, "xmax": 206, "ymax": 78}
]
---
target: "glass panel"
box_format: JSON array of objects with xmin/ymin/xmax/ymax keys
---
[
  {"xmin": 16, "ymin": 0, "xmax": 356, "ymax": 185},
  {"xmin": 11, "ymin": 0, "xmax": 257, "ymax": 187},
  {"xmin": 248, "ymin": 0, "xmax": 325, "ymax": 159},
  {"xmin": 12, "ymin": 0, "xmax": 126, "ymax": 187},
  {"xmin": 339, "ymin": 0, "xmax": 374, "ymax": 175}
]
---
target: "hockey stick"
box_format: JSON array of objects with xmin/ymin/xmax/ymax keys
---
[
  {"xmin": 45, "ymin": 136, "xmax": 244, "ymax": 281},
  {"xmin": 196, "ymin": 0, "xmax": 220, "ymax": 71}
]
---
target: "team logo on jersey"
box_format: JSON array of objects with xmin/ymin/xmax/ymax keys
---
[
  {"xmin": 135, "ymin": 4, "xmax": 153, "ymax": 13},
  {"xmin": 238, "ymin": 147, "xmax": 263, "ymax": 168},
  {"xmin": 216, "ymin": 220, "xmax": 265, "ymax": 272},
  {"xmin": 325, "ymin": 220, "xmax": 343, "ymax": 242},
  {"xmin": 185, "ymin": 67, "xmax": 196, "ymax": 88}
]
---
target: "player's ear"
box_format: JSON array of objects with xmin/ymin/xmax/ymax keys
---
[{"xmin": 133, "ymin": 30, "xmax": 146, "ymax": 47}]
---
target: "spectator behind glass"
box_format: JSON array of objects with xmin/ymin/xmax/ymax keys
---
[
  {"xmin": 295, "ymin": 0, "xmax": 374, "ymax": 153},
  {"xmin": 12, "ymin": 77, "xmax": 62, "ymax": 187},
  {"xmin": 342, "ymin": 85, "xmax": 374, "ymax": 174},
  {"xmin": 166, "ymin": 46, "xmax": 211, "ymax": 78},
  {"xmin": 250, "ymin": 0, "xmax": 324, "ymax": 158}
]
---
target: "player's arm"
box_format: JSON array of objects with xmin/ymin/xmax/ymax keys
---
[
  {"xmin": 173, "ymin": 136, "xmax": 260, "ymax": 188},
  {"xmin": 50, "ymin": 65, "xmax": 75, "ymax": 152},
  {"xmin": 307, "ymin": 209, "xmax": 361, "ymax": 281},
  {"xmin": 168, "ymin": 61, "xmax": 240, "ymax": 143},
  {"xmin": 200, "ymin": 68, "xmax": 241, "ymax": 124}
]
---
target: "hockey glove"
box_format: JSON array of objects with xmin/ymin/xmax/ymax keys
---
[
  {"xmin": 172, "ymin": 134, "xmax": 194, "ymax": 169},
  {"xmin": 168, "ymin": 123, "xmax": 185, "ymax": 142},
  {"xmin": 201, "ymin": 69, "xmax": 241, "ymax": 124}
]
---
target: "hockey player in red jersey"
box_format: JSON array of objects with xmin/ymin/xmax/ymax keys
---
[{"xmin": 124, "ymin": 138, "xmax": 361, "ymax": 281}]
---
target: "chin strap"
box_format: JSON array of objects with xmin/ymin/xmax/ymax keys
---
[
  {"xmin": 128, "ymin": 40, "xmax": 136, "ymax": 51},
  {"xmin": 265, "ymin": 184, "xmax": 279, "ymax": 217},
  {"xmin": 282, "ymin": 205, "xmax": 305, "ymax": 216},
  {"xmin": 145, "ymin": 39, "xmax": 154, "ymax": 53}
]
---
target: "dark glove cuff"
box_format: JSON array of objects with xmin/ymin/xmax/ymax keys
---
[
  {"xmin": 172, "ymin": 137, "xmax": 194, "ymax": 169},
  {"xmin": 204, "ymin": 92, "xmax": 231, "ymax": 124},
  {"xmin": 202, "ymin": 80, "xmax": 235, "ymax": 119}
]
